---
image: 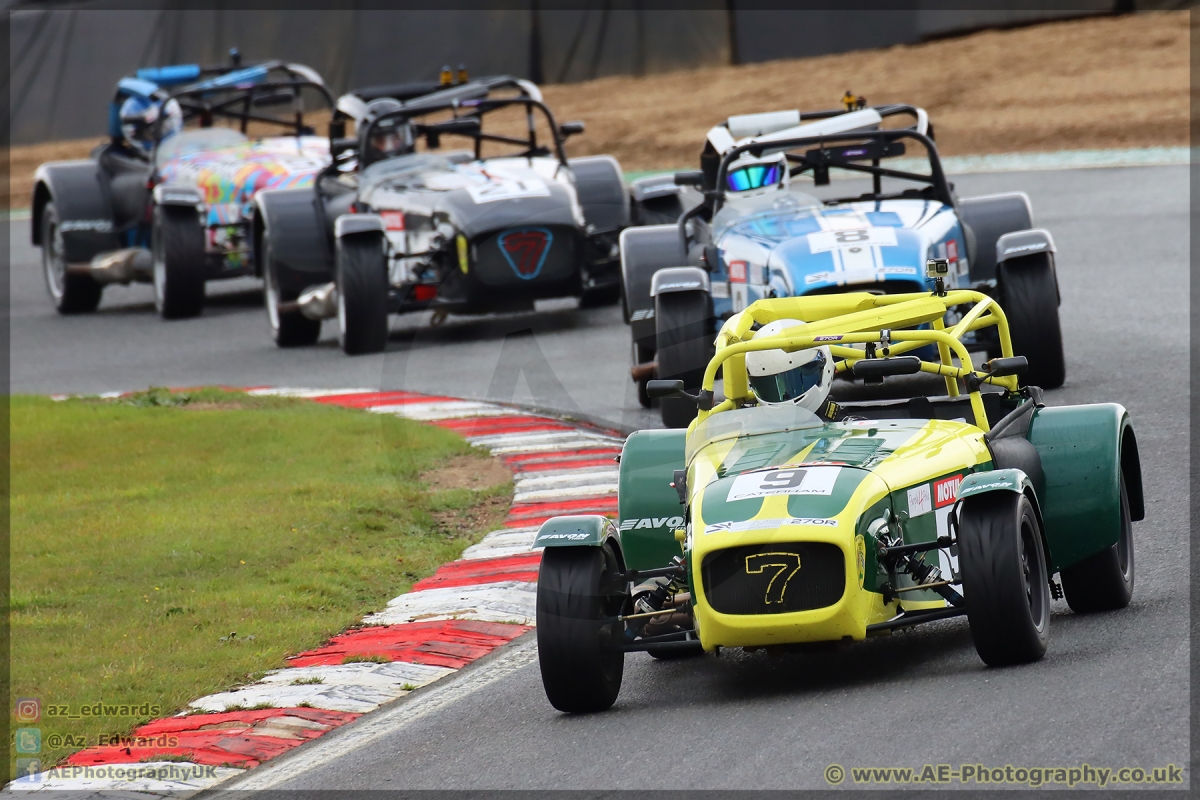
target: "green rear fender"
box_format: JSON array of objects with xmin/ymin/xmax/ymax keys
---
[
  {"xmin": 617, "ymin": 429, "xmax": 687, "ymax": 571},
  {"xmin": 1027, "ymin": 403, "xmax": 1143, "ymax": 571}
]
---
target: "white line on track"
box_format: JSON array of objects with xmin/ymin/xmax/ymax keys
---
[{"xmin": 210, "ymin": 637, "xmax": 539, "ymax": 792}]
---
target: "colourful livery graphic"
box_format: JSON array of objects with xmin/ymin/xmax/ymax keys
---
[{"xmin": 159, "ymin": 136, "xmax": 330, "ymax": 246}]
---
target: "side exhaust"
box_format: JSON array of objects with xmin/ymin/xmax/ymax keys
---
[
  {"xmin": 277, "ymin": 282, "xmax": 338, "ymax": 320},
  {"xmin": 68, "ymin": 248, "xmax": 153, "ymax": 285}
]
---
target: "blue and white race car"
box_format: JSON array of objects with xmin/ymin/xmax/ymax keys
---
[{"xmin": 622, "ymin": 102, "xmax": 1064, "ymax": 426}]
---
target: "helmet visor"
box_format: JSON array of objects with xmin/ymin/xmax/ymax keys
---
[
  {"xmin": 749, "ymin": 350, "xmax": 826, "ymax": 403},
  {"xmin": 726, "ymin": 162, "xmax": 782, "ymax": 193}
]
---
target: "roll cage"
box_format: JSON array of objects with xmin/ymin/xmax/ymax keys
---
[
  {"xmin": 337, "ymin": 76, "xmax": 570, "ymax": 173},
  {"xmin": 694, "ymin": 290, "xmax": 1020, "ymax": 434},
  {"xmin": 680, "ymin": 104, "xmax": 952, "ymax": 247}
]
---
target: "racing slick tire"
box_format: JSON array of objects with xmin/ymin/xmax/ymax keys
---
[
  {"xmin": 153, "ymin": 205, "xmax": 207, "ymax": 319},
  {"xmin": 655, "ymin": 290, "xmax": 714, "ymax": 429},
  {"xmin": 336, "ymin": 233, "xmax": 389, "ymax": 355},
  {"xmin": 536, "ymin": 544, "xmax": 624, "ymax": 713},
  {"xmin": 263, "ymin": 236, "xmax": 321, "ymax": 348},
  {"xmin": 579, "ymin": 283, "xmax": 622, "ymax": 308},
  {"xmin": 40, "ymin": 202, "xmax": 103, "ymax": 314},
  {"xmin": 997, "ymin": 253, "xmax": 1066, "ymax": 389},
  {"xmin": 1059, "ymin": 475, "xmax": 1135, "ymax": 613},
  {"xmin": 957, "ymin": 491, "xmax": 1050, "ymax": 666}
]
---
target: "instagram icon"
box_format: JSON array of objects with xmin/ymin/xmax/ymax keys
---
[{"xmin": 14, "ymin": 698, "xmax": 40, "ymax": 723}]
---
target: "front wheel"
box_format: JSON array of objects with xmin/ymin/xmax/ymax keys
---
[
  {"xmin": 957, "ymin": 491, "xmax": 1050, "ymax": 666},
  {"xmin": 153, "ymin": 205, "xmax": 207, "ymax": 319},
  {"xmin": 1060, "ymin": 475, "xmax": 1134, "ymax": 612},
  {"xmin": 41, "ymin": 202, "xmax": 103, "ymax": 314},
  {"xmin": 263, "ymin": 235, "xmax": 322, "ymax": 348},
  {"xmin": 536, "ymin": 545, "xmax": 625, "ymax": 713},
  {"xmin": 998, "ymin": 253, "xmax": 1065, "ymax": 389},
  {"xmin": 336, "ymin": 233, "xmax": 389, "ymax": 355},
  {"xmin": 655, "ymin": 290, "xmax": 713, "ymax": 428}
]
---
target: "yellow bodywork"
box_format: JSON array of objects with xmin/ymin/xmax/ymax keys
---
[{"xmin": 682, "ymin": 291, "xmax": 1015, "ymax": 650}]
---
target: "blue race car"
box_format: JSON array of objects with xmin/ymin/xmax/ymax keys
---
[
  {"xmin": 621, "ymin": 102, "xmax": 1064, "ymax": 427},
  {"xmin": 31, "ymin": 52, "xmax": 332, "ymax": 318}
]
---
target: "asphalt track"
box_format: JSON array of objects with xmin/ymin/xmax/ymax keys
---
[{"xmin": 9, "ymin": 166, "xmax": 1190, "ymax": 791}]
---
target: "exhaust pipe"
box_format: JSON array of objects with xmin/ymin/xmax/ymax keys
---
[
  {"xmin": 277, "ymin": 282, "xmax": 339, "ymax": 320},
  {"xmin": 68, "ymin": 248, "xmax": 153, "ymax": 285}
]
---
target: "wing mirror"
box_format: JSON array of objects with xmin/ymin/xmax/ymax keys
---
[
  {"xmin": 674, "ymin": 171, "xmax": 704, "ymax": 187},
  {"xmin": 851, "ymin": 356, "xmax": 923, "ymax": 379},
  {"xmin": 559, "ymin": 120, "xmax": 585, "ymax": 138},
  {"xmin": 982, "ymin": 356, "xmax": 1028, "ymax": 377},
  {"xmin": 646, "ymin": 380, "xmax": 714, "ymax": 411}
]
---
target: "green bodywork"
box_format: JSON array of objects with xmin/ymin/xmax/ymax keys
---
[
  {"xmin": 616, "ymin": 429, "xmax": 687, "ymax": 570},
  {"xmin": 607, "ymin": 402, "xmax": 1143, "ymax": 582},
  {"xmin": 534, "ymin": 514, "xmax": 620, "ymax": 549},
  {"xmin": 1027, "ymin": 403, "xmax": 1143, "ymax": 569}
]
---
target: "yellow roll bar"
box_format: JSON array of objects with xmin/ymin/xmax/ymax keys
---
[{"xmin": 697, "ymin": 290, "xmax": 1020, "ymax": 433}]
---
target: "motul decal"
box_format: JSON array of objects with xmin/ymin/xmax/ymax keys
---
[
  {"xmin": 498, "ymin": 228, "xmax": 552, "ymax": 280},
  {"xmin": 728, "ymin": 260, "xmax": 747, "ymax": 283},
  {"xmin": 946, "ymin": 238, "xmax": 959, "ymax": 263},
  {"xmin": 381, "ymin": 211, "xmax": 405, "ymax": 231},
  {"xmin": 934, "ymin": 474, "xmax": 964, "ymax": 508}
]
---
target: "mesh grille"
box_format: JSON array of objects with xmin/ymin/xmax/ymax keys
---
[
  {"xmin": 472, "ymin": 225, "xmax": 578, "ymax": 287},
  {"xmin": 702, "ymin": 543, "xmax": 845, "ymax": 615}
]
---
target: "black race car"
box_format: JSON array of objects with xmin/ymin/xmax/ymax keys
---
[{"xmin": 254, "ymin": 75, "xmax": 630, "ymax": 354}]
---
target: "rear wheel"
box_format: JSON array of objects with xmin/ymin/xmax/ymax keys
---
[
  {"xmin": 655, "ymin": 290, "xmax": 713, "ymax": 429},
  {"xmin": 41, "ymin": 202, "xmax": 103, "ymax": 314},
  {"xmin": 1060, "ymin": 475, "xmax": 1134, "ymax": 612},
  {"xmin": 153, "ymin": 205, "xmax": 206, "ymax": 319},
  {"xmin": 536, "ymin": 545, "xmax": 625, "ymax": 713},
  {"xmin": 336, "ymin": 233, "xmax": 389, "ymax": 355},
  {"xmin": 957, "ymin": 491, "xmax": 1050, "ymax": 666},
  {"xmin": 998, "ymin": 253, "xmax": 1065, "ymax": 389},
  {"xmin": 263, "ymin": 235, "xmax": 322, "ymax": 348}
]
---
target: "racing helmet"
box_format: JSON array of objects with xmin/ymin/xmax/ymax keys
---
[
  {"xmin": 724, "ymin": 151, "xmax": 788, "ymax": 197},
  {"xmin": 361, "ymin": 99, "xmax": 413, "ymax": 163},
  {"xmin": 119, "ymin": 96, "xmax": 182, "ymax": 153},
  {"xmin": 745, "ymin": 318, "xmax": 834, "ymax": 413}
]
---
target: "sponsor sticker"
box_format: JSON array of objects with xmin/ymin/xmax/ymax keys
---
[
  {"xmin": 807, "ymin": 227, "xmax": 898, "ymax": 254},
  {"xmin": 907, "ymin": 483, "xmax": 932, "ymax": 517},
  {"xmin": 934, "ymin": 474, "xmax": 964, "ymax": 508},
  {"xmin": 946, "ymin": 238, "xmax": 959, "ymax": 263},
  {"xmin": 538, "ymin": 532, "xmax": 589, "ymax": 541},
  {"xmin": 728, "ymin": 261, "xmax": 747, "ymax": 283},
  {"xmin": 813, "ymin": 335, "xmax": 843, "ymax": 342},
  {"xmin": 749, "ymin": 262, "xmax": 765, "ymax": 285},
  {"xmin": 704, "ymin": 517, "xmax": 839, "ymax": 535},
  {"xmin": 727, "ymin": 467, "xmax": 841, "ymax": 501},
  {"xmin": 620, "ymin": 516, "xmax": 685, "ymax": 531},
  {"xmin": 60, "ymin": 219, "xmax": 113, "ymax": 233},
  {"xmin": 466, "ymin": 178, "xmax": 550, "ymax": 204},
  {"xmin": 711, "ymin": 280, "xmax": 730, "ymax": 299},
  {"xmin": 498, "ymin": 228, "xmax": 552, "ymax": 280},
  {"xmin": 855, "ymin": 534, "xmax": 866, "ymax": 588},
  {"xmin": 381, "ymin": 210, "xmax": 405, "ymax": 231},
  {"xmin": 629, "ymin": 308, "xmax": 655, "ymax": 322}
]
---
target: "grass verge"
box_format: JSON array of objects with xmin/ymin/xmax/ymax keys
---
[{"xmin": 10, "ymin": 389, "xmax": 512, "ymax": 765}]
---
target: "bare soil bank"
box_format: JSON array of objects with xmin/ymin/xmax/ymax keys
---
[{"xmin": 8, "ymin": 11, "xmax": 1188, "ymax": 208}]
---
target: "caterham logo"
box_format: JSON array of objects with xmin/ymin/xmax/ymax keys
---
[
  {"xmin": 745, "ymin": 552, "xmax": 802, "ymax": 605},
  {"xmin": 498, "ymin": 228, "xmax": 552, "ymax": 280}
]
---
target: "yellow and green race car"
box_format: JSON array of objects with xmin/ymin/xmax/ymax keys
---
[{"xmin": 534, "ymin": 280, "xmax": 1143, "ymax": 713}]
